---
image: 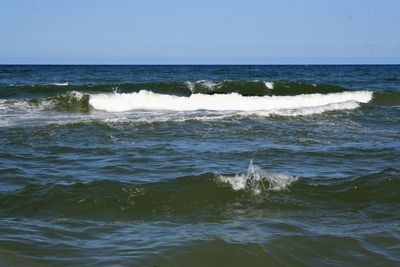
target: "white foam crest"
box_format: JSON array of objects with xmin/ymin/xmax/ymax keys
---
[
  {"xmin": 67, "ymin": 91, "xmax": 85, "ymax": 101},
  {"xmin": 52, "ymin": 82, "xmax": 69, "ymax": 86},
  {"xmin": 264, "ymin": 81, "xmax": 274, "ymax": 89},
  {"xmin": 195, "ymin": 80, "xmax": 219, "ymax": 89},
  {"xmin": 185, "ymin": 81, "xmax": 195, "ymax": 92},
  {"xmin": 218, "ymin": 160, "xmax": 298, "ymax": 194},
  {"xmin": 88, "ymin": 90, "xmax": 373, "ymax": 113}
]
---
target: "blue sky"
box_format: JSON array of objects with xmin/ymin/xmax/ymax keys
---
[{"xmin": 0, "ymin": 0, "xmax": 399, "ymax": 64}]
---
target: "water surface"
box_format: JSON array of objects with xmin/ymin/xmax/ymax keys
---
[{"xmin": 0, "ymin": 65, "xmax": 399, "ymax": 266}]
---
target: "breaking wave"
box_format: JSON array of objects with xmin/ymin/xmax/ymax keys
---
[
  {"xmin": 0, "ymin": 89, "xmax": 381, "ymax": 120},
  {"xmin": 88, "ymin": 90, "xmax": 373, "ymax": 113},
  {"xmin": 0, "ymin": 163, "xmax": 298, "ymax": 220}
]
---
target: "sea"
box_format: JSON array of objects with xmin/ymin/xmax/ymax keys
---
[{"xmin": 0, "ymin": 65, "xmax": 399, "ymax": 266}]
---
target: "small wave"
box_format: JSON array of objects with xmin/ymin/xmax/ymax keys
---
[
  {"xmin": 218, "ymin": 160, "xmax": 298, "ymax": 194},
  {"xmin": 49, "ymin": 91, "xmax": 90, "ymax": 112},
  {"xmin": 297, "ymin": 167, "xmax": 400, "ymax": 207},
  {"xmin": 0, "ymin": 91, "xmax": 90, "ymax": 115},
  {"xmin": 187, "ymin": 80, "xmax": 345, "ymax": 96},
  {"xmin": 88, "ymin": 90, "xmax": 373, "ymax": 114},
  {"xmin": 0, "ymin": 173, "xmax": 235, "ymax": 220},
  {"xmin": 0, "ymin": 162, "xmax": 298, "ymax": 220},
  {"xmin": 1, "ymin": 167, "xmax": 398, "ymax": 220},
  {"xmin": 0, "ymin": 98, "xmax": 53, "ymax": 113},
  {"xmin": 0, "ymin": 80, "xmax": 350, "ymax": 98}
]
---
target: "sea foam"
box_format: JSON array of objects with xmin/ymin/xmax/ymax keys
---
[{"xmin": 88, "ymin": 90, "xmax": 373, "ymax": 114}]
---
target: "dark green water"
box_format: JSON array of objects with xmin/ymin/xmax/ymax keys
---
[{"xmin": 0, "ymin": 65, "xmax": 399, "ymax": 266}]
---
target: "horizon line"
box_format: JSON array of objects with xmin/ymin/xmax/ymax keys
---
[{"xmin": 1, "ymin": 63, "xmax": 399, "ymax": 66}]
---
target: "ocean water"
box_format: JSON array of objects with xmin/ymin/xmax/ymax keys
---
[{"xmin": 0, "ymin": 65, "xmax": 399, "ymax": 266}]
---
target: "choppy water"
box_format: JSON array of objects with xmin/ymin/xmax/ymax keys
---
[{"xmin": 0, "ymin": 65, "xmax": 399, "ymax": 266}]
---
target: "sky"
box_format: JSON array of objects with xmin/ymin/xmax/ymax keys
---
[{"xmin": 0, "ymin": 0, "xmax": 399, "ymax": 64}]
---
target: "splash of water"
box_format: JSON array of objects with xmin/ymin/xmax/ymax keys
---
[{"xmin": 218, "ymin": 160, "xmax": 298, "ymax": 194}]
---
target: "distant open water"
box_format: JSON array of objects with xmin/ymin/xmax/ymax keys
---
[{"xmin": 0, "ymin": 65, "xmax": 399, "ymax": 266}]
